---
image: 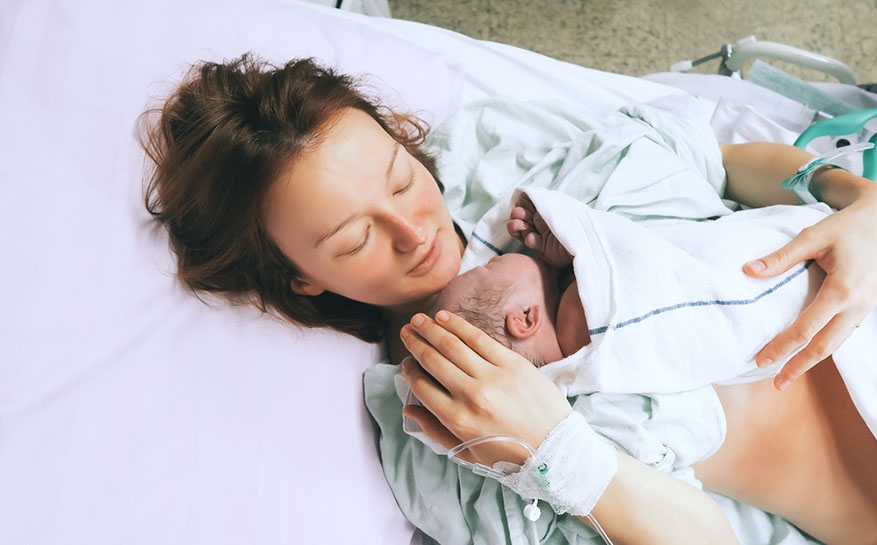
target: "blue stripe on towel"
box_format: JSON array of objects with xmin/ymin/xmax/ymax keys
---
[
  {"xmin": 472, "ymin": 232, "xmax": 504, "ymax": 255},
  {"xmin": 588, "ymin": 261, "xmax": 814, "ymax": 336}
]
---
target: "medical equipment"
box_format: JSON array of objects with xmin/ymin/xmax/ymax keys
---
[
  {"xmin": 448, "ymin": 435, "xmax": 615, "ymax": 545},
  {"xmin": 671, "ymin": 35, "xmax": 857, "ymax": 84},
  {"xmin": 794, "ymin": 109, "xmax": 877, "ymax": 181}
]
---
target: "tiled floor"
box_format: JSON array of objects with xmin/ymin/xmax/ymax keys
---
[{"xmin": 388, "ymin": 0, "xmax": 877, "ymax": 84}]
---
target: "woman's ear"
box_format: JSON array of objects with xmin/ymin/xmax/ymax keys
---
[
  {"xmin": 505, "ymin": 305, "xmax": 543, "ymax": 340},
  {"xmin": 290, "ymin": 275, "xmax": 325, "ymax": 296}
]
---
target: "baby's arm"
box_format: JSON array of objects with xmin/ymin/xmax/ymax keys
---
[{"xmin": 507, "ymin": 195, "xmax": 572, "ymax": 268}]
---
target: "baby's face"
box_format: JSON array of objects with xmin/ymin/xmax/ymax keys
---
[{"xmin": 433, "ymin": 253, "xmax": 550, "ymax": 312}]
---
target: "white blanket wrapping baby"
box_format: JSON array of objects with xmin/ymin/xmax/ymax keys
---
[{"xmin": 518, "ymin": 187, "xmax": 831, "ymax": 396}]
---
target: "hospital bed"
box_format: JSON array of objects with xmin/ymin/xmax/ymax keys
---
[{"xmin": 1, "ymin": 1, "xmax": 874, "ymax": 544}]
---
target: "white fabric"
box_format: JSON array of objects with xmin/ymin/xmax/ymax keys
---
[
  {"xmin": 521, "ymin": 188, "xmax": 831, "ymax": 394},
  {"xmin": 644, "ymin": 72, "xmax": 820, "ymax": 134},
  {"xmin": 832, "ymin": 310, "xmax": 877, "ymax": 439},
  {"xmin": 496, "ymin": 411, "xmax": 618, "ymax": 517}
]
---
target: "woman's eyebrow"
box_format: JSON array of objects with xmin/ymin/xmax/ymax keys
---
[{"xmin": 315, "ymin": 143, "xmax": 401, "ymax": 249}]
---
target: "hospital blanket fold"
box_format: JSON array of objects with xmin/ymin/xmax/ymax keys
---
[
  {"xmin": 520, "ymin": 188, "xmax": 831, "ymax": 396},
  {"xmin": 430, "ymin": 94, "xmax": 731, "ymax": 259}
]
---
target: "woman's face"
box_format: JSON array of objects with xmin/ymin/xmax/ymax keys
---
[{"xmin": 264, "ymin": 108, "xmax": 463, "ymax": 312}]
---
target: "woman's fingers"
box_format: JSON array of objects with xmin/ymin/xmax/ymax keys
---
[
  {"xmin": 401, "ymin": 404, "xmax": 473, "ymax": 461},
  {"xmin": 400, "ymin": 320, "xmax": 475, "ymax": 388},
  {"xmin": 431, "ymin": 310, "xmax": 529, "ymax": 368},
  {"xmin": 770, "ymin": 312, "xmax": 862, "ymax": 389},
  {"xmin": 744, "ymin": 229, "xmax": 815, "ymax": 278},
  {"xmin": 403, "ymin": 311, "xmax": 526, "ymax": 378},
  {"xmin": 400, "ymin": 356, "xmax": 479, "ymax": 451},
  {"xmin": 759, "ymin": 271, "xmax": 869, "ymax": 389},
  {"xmin": 400, "ymin": 355, "xmax": 467, "ymax": 427},
  {"xmin": 747, "ymin": 200, "xmax": 877, "ymax": 389},
  {"xmin": 755, "ymin": 278, "xmax": 839, "ymax": 368},
  {"xmin": 403, "ymin": 311, "xmax": 573, "ymax": 460}
]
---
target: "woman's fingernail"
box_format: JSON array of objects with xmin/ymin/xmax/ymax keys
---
[
  {"xmin": 436, "ymin": 310, "xmax": 449, "ymax": 323},
  {"xmin": 745, "ymin": 260, "xmax": 767, "ymax": 273},
  {"xmin": 411, "ymin": 314, "xmax": 425, "ymax": 327},
  {"xmin": 776, "ymin": 379, "xmax": 791, "ymax": 391}
]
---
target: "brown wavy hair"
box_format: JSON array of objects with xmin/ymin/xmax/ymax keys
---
[{"xmin": 139, "ymin": 54, "xmax": 439, "ymax": 342}]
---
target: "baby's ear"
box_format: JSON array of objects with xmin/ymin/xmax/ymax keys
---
[
  {"xmin": 505, "ymin": 305, "xmax": 543, "ymax": 340},
  {"xmin": 290, "ymin": 275, "xmax": 325, "ymax": 297}
]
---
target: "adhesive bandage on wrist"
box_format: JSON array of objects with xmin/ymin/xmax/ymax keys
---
[
  {"xmin": 782, "ymin": 142, "xmax": 874, "ymax": 204},
  {"xmin": 497, "ymin": 411, "xmax": 618, "ymax": 517}
]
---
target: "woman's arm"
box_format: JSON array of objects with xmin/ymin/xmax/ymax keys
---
[
  {"xmin": 401, "ymin": 311, "xmax": 740, "ymax": 545},
  {"xmin": 592, "ymin": 452, "xmax": 739, "ymax": 545},
  {"xmin": 721, "ymin": 142, "xmax": 874, "ymax": 208},
  {"xmin": 721, "ymin": 142, "xmax": 877, "ymax": 389}
]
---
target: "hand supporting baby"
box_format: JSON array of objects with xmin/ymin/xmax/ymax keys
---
[
  {"xmin": 507, "ymin": 194, "xmax": 572, "ymax": 268},
  {"xmin": 747, "ymin": 173, "xmax": 877, "ymax": 390},
  {"xmin": 400, "ymin": 310, "xmax": 616, "ymax": 517}
]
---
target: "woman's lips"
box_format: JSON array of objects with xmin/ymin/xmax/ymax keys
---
[{"xmin": 408, "ymin": 237, "xmax": 441, "ymax": 277}]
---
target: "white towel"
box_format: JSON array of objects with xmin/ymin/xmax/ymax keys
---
[
  {"xmin": 520, "ymin": 188, "xmax": 831, "ymax": 396},
  {"xmin": 833, "ymin": 310, "xmax": 877, "ymax": 439}
]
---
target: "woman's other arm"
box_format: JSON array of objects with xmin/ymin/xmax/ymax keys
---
[
  {"xmin": 720, "ymin": 142, "xmax": 877, "ymax": 389},
  {"xmin": 592, "ymin": 452, "xmax": 739, "ymax": 545},
  {"xmin": 720, "ymin": 142, "xmax": 874, "ymax": 208},
  {"xmin": 401, "ymin": 311, "xmax": 740, "ymax": 545}
]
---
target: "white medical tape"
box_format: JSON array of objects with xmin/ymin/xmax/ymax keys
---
[{"xmin": 496, "ymin": 411, "xmax": 618, "ymax": 517}]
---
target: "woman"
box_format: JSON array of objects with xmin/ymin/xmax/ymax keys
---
[{"xmin": 140, "ymin": 55, "xmax": 877, "ymax": 544}]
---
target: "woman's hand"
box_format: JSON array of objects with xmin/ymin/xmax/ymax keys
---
[
  {"xmin": 400, "ymin": 310, "xmax": 572, "ymax": 466},
  {"xmin": 401, "ymin": 313, "xmax": 742, "ymax": 545},
  {"xmin": 745, "ymin": 184, "xmax": 877, "ymax": 390}
]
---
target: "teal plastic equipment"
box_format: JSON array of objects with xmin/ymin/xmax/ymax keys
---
[{"xmin": 794, "ymin": 108, "xmax": 877, "ymax": 181}]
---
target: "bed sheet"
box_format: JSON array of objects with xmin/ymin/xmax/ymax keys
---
[{"xmin": 0, "ymin": 0, "xmax": 852, "ymax": 544}]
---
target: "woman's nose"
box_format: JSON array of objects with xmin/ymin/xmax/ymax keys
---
[{"xmin": 388, "ymin": 214, "xmax": 426, "ymax": 253}]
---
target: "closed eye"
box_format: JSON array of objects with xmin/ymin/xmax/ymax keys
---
[
  {"xmin": 344, "ymin": 226, "xmax": 370, "ymax": 256},
  {"xmin": 394, "ymin": 179, "xmax": 413, "ymax": 195},
  {"xmin": 394, "ymin": 164, "xmax": 417, "ymax": 195}
]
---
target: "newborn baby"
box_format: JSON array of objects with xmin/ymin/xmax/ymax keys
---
[
  {"xmin": 429, "ymin": 250, "xmax": 581, "ymax": 368},
  {"xmin": 431, "ymin": 189, "xmax": 830, "ymax": 392}
]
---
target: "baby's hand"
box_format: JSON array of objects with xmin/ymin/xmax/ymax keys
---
[{"xmin": 507, "ymin": 195, "xmax": 572, "ymax": 268}]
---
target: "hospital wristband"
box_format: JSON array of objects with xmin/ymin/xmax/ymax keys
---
[
  {"xmin": 781, "ymin": 142, "xmax": 876, "ymax": 205},
  {"xmin": 781, "ymin": 158, "xmax": 846, "ymax": 205},
  {"xmin": 497, "ymin": 411, "xmax": 618, "ymax": 517}
]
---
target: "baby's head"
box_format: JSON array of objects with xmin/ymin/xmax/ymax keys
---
[{"xmin": 429, "ymin": 253, "xmax": 563, "ymax": 366}]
